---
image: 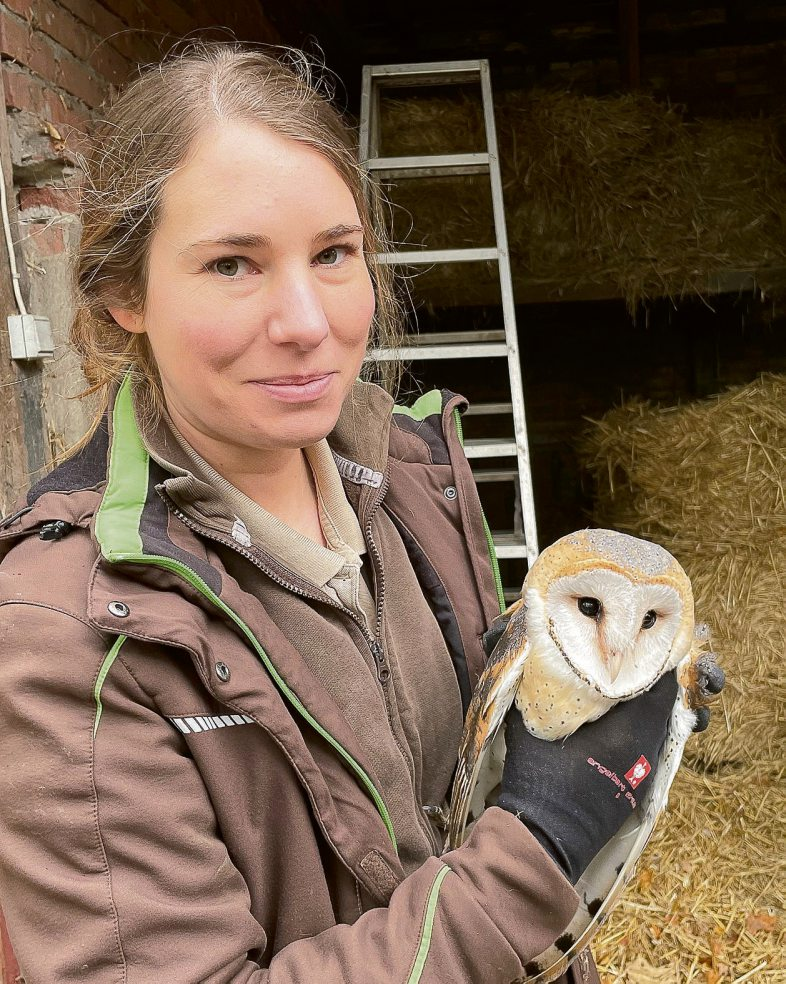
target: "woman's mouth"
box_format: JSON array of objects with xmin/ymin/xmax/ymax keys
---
[{"xmin": 250, "ymin": 372, "xmax": 336, "ymax": 403}]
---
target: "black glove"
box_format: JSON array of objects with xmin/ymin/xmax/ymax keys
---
[{"xmin": 497, "ymin": 672, "xmax": 678, "ymax": 885}]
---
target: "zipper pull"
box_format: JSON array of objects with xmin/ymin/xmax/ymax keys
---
[{"xmin": 370, "ymin": 640, "xmax": 390, "ymax": 684}]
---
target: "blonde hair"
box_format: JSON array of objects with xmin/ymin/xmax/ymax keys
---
[{"xmin": 71, "ymin": 42, "xmax": 403, "ymax": 438}]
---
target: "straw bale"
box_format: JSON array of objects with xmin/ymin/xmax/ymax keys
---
[
  {"xmin": 379, "ymin": 91, "xmax": 786, "ymax": 309},
  {"xmin": 581, "ymin": 373, "xmax": 786, "ymax": 767},
  {"xmin": 580, "ymin": 374, "xmax": 785, "ymax": 980}
]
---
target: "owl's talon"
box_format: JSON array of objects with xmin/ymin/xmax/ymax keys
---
[
  {"xmin": 697, "ymin": 654, "xmax": 725, "ymax": 698},
  {"xmin": 692, "ymin": 706, "xmax": 711, "ymax": 732}
]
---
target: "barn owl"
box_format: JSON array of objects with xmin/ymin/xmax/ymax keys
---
[{"xmin": 447, "ymin": 529, "xmax": 722, "ymax": 982}]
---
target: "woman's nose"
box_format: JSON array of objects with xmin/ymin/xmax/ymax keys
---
[{"xmin": 266, "ymin": 268, "xmax": 330, "ymax": 350}]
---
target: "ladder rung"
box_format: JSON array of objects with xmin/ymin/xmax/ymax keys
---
[
  {"xmin": 503, "ymin": 587, "xmax": 523, "ymax": 604},
  {"xmin": 376, "ymin": 247, "xmax": 498, "ymax": 266},
  {"xmin": 464, "ymin": 439, "xmax": 518, "ymax": 458},
  {"xmin": 369, "ymin": 60, "xmax": 483, "ymax": 86},
  {"xmin": 464, "ymin": 402, "xmax": 513, "ymax": 416},
  {"xmin": 365, "ymin": 153, "xmax": 490, "ymax": 179},
  {"xmin": 366, "ymin": 342, "xmax": 507, "ymax": 362},
  {"xmin": 401, "ymin": 331, "xmax": 505, "ymax": 346},
  {"xmin": 493, "ymin": 533, "xmax": 529, "ymax": 559},
  {"xmin": 472, "ymin": 468, "xmax": 518, "ymax": 482}
]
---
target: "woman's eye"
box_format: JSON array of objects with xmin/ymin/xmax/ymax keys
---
[
  {"xmin": 315, "ymin": 244, "xmax": 357, "ymax": 267},
  {"xmin": 316, "ymin": 246, "xmax": 342, "ymax": 266},
  {"xmin": 641, "ymin": 610, "xmax": 658, "ymax": 630},
  {"xmin": 210, "ymin": 257, "xmax": 253, "ymax": 279},
  {"xmin": 578, "ymin": 597, "xmax": 602, "ymax": 619}
]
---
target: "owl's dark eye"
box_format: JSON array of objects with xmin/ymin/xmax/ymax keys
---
[
  {"xmin": 578, "ymin": 597, "xmax": 602, "ymax": 619},
  {"xmin": 641, "ymin": 610, "xmax": 658, "ymax": 630}
]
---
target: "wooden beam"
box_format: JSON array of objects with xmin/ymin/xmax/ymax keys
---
[{"xmin": 619, "ymin": 0, "xmax": 641, "ymax": 89}]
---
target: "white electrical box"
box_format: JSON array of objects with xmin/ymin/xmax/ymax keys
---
[{"xmin": 8, "ymin": 314, "xmax": 54, "ymax": 361}]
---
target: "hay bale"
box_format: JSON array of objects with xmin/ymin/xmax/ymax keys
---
[
  {"xmin": 582, "ymin": 373, "xmax": 786, "ymax": 767},
  {"xmin": 581, "ymin": 374, "xmax": 786, "ymax": 980},
  {"xmin": 378, "ymin": 91, "xmax": 786, "ymax": 309}
]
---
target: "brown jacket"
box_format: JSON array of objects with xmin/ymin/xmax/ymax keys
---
[{"xmin": 0, "ymin": 378, "xmax": 599, "ymax": 984}]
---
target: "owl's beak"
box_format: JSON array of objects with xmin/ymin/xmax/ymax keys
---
[{"xmin": 604, "ymin": 650, "xmax": 624, "ymax": 684}]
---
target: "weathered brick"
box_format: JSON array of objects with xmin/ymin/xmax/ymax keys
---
[
  {"xmin": 8, "ymin": 108, "xmax": 75, "ymax": 178},
  {"xmin": 3, "ymin": 64, "xmax": 46, "ymax": 112},
  {"xmin": 27, "ymin": 0, "xmax": 94, "ymax": 62},
  {"xmin": 88, "ymin": 36, "xmax": 134, "ymax": 85},
  {"xmin": 20, "ymin": 218, "xmax": 66, "ymax": 255},
  {"xmin": 96, "ymin": 0, "xmax": 168, "ymax": 37},
  {"xmin": 54, "ymin": 51, "xmax": 108, "ymax": 107},
  {"xmin": 0, "ymin": 10, "xmax": 60, "ymax": 82},
  {"xmin": 148, "ymin": 0, "xmax": 194, "ymax": 37},
  {"xmin": 56, "ymin": 0, "xmax": 159, "ymax": 63},
  {"xmin": 5, "ymin": 67, "xmax": 90, "ymax": 133},
  {"xmin": 19, "ymin": 184, "xmax": 79, "ymax": 212}
]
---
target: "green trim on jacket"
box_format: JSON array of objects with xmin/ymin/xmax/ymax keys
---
[{"xmin": 95, "ymin": 374, "xmax": 398, "ymax": 853}]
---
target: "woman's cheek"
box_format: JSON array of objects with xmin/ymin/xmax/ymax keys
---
[
  {"xmin": 335, "ymin": 278, "xmax": 376, "ymax": 346},
  {"xmin": 185, "ymin": 318, "xmax": 256, "ymax": 370}
]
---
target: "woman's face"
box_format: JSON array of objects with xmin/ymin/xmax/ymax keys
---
[{"xmin": 111, "ymin": 120, "xmax": 376, "ymax": 462}]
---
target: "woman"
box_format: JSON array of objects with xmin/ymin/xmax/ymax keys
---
[{"xmin": 0, "ymin": 44, "xmax": 694, "ymax": 983}]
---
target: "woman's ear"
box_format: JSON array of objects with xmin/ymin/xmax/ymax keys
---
[{"xmin": 108, "ymin": 307, "xmax": 145, "ymax": 334}]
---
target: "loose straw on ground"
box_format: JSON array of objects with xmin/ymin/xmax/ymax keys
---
[{"xmin": 580, "ymin": 373, "xmax": 785, "ymax": 982}]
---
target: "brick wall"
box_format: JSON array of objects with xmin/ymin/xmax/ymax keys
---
[
  {"xmin": 1, "ymin": 0, "xmax": 280, "ymax": 127},
  {"xmin": 0, "ymin": 0, "xmax": 281, "ymax": 510},
  {"xmin": 0, "ymin": 5, "xmax": 280, "ymax": 975}
]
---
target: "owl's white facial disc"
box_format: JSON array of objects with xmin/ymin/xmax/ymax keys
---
[{"xmin": 540, "ymin": 569, "xmax": 684, "ymax": 698}]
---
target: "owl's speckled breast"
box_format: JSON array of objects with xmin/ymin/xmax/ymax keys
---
[{"xmin": 514, "ymin": 655, "xmax": 607, "ymax": 740}]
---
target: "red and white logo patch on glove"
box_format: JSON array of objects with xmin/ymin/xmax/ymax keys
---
[{"xmin": 624, "ymin": 755, "xmax": 652, "ymax": 789}]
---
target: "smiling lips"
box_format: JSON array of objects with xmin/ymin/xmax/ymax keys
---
[{"xmin": 252, "ymin": 372, "xmax": 336, "ymax": 403}]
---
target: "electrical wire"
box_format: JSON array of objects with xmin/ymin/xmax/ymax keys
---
[{"xmin": 0, "ymin": 152, "xmax": 27, "ymax": 316}]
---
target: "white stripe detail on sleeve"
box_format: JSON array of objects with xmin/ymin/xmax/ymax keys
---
[{"xmin": 169, "ymin": 713, "xmax": 255, "ymax": 735}]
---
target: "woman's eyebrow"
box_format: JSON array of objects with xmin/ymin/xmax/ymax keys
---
[
  {"xmin": 183, "ymin": 233, "xmax": 272, "ymax": 251},
  {"xmin": 183, "ymin": 225, "xmax": 363, "ymax": 254},
  {"xmin": 313, "ymin": 224, "xmax": 364, "ymax": 246}
]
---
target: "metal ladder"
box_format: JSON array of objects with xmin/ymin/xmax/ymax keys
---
[{"xmin": 359, "ymin": 58, "xmax": 539, "ymax": 579}]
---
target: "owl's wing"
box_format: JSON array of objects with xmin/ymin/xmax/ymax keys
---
[
  {"xmin": 524, "ymin": 648, "xmax": 705, "ymax": 983},
  {"xmin": 446, "ymin": 598, "xmax": 531, "ymax": 851}
]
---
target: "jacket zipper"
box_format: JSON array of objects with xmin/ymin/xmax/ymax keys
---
[
  {"xmin": 362, "ymin": 473, "xmax": 442, "ymax": 855},
  {"xmin": 162, "ymin": 494, "xmax": 391, "ymax": 686},
  {"xmin": 165, "ymin": 484, "xmax": 440, "ymax": 856},
  {"xmin": 362, "ymin": 470, "xmax": 392, "ymax": 680}
]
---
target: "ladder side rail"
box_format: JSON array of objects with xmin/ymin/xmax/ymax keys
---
[
  {"xmin": 478, "ymin": 61, "xmax": 539, "ymax": 565},
  {"xmin": 359, "ymin": 66, "xmax": 374, "ymax": 163}
]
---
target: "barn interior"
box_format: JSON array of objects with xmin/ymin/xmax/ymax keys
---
[
  {"xmin": 258, "ymin": 5, "xmax": 786, "ymax": 978},
  {"xmin": 265, "ymin": 0, "xmax": 786, "ymax": 588}
]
